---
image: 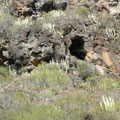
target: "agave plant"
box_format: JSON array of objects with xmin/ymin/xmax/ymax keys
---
[
  {"xmin": 50, "ymin": 59, "xmax": 70, "ymax": 74},
  {"xmin": 0, "ymin": 0, "xmax": 12, "ymax": 11},
  {"xmin": 106, "ymin": 27, "xmax": 119, "ymax": 40},
  {"xmin": 88, "ymin": 14, "xmax": 101, "ymax": 26},
  {"xmin": 14, "ymin": 17, "xmax": 33, "ymax": 28},
  {"xmin": 100, "ymin": 95, "xmax": 116, "ymax": 112}
]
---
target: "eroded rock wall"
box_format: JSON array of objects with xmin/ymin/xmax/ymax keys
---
[{"xmin": 0, "ymin": 0, "xmax": 120, "ymax": 77}]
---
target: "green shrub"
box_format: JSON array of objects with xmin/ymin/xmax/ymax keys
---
[
  {"xmin": 93, "ymin": 109, "xmax": 117, "ymax": 120},
  {"xmin": 0, "ymin": 90, "xmax": 91, "ymax": 120},
  {"xmin": 75, "ymin": 6, "xmax": 90, "ymax": 16},
  {"xmin": 85, "ymin": 77, "xmax": 120, "ymax": 91},
  {"xmin": 42, "ymin": 11, "xmax": 56, "ymax": 23},
  {"xmin": 116, "ymin": 101, "xmax": 120, "ymax": 112},
  {"xmin": 99, "ymin": 78, "xmax": 120, "ymax": 90},
  {"xmin": 0, "ymin": 0, "xmax": 12, "ymax": 6},
  {"xmin": 0, "ymin": 66, "xmax": 9, "ymax": 77},
  {"xmin": 0, "ymin": 0, "xmax": 12, "ymax": 12},
  {"xmin": 91, "ymin": 101, "xmax": 118, "ymax": 120},
  {"xmin": 85, "ymin": 75, "xmax": 100, "ymax": 89},
  {"xmin": 14, "ymin": 92, "xmax": 30, "ymax": 104},
  {"xmin": 0, "ymin": 12, "xmax": 13, "ymax": 22},
  {"xmin": 0, "ymin": 67, "xmax": 13, "ymax": 90},
  {"xmin": 18, "ymin": 63, "xmax": 71, "ymax": 91},
  {"xmin": 42, "ymin": 10, "xmax": 64, "ymax": 23},
  {"xmin": 77, "ymin": 62, "xmax": 93, "ymax": 80},
  {"xmin": 0, "ymin": 13, "xmax": 15, "ymax": 32},
  {"xmin": 86, "ymin": 75, "xmax": 99, "ymax": 85},
  {"xmin": 18, "ymin": 67, "xmax": 27, "ymax": 75},
  {"xmin": 8, "ymin": 17, "xmax": 33, "ymax": 33},
  {"xmin": 0, "ymin": 66, "xmax": 9, "ymax": 85},
  {"xmin": 0, "ymin": 89, "xmax": 119, "ymax": 120}
]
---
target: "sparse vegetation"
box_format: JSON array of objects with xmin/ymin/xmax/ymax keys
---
[
  {"xmin": 99, "ymin": 78, "xmax": 120, "ymax": 91},
  {"xmin": 14, "ymin": 17, "xmax": 33, "ymax": 28},
  {"xmin": 0, "ymin": 1, "xmax": 120, "ymax": 120},
  {"xmin": 0, "ymin": 0, "xmax": 12, "ymax": 12},
  {"xmin": 0, "ymin": 66, "xmax": 10, "ymax": 86},
  {"xmin": 42, "ymin": 10, "xmax": 65, "ymax": 23},
  {"xmin": 0, "ymin": 66, "xmax": 9, "ymax": 77},
  {"xmin": 0, "ymin": 12, "xmax": 14, "ymax": 31},
  {"xmin": 75, "ymin": 6, "xmax": 90, "ymax": 16},
  {"xmin": 100, "ymin": 95, "xmax": 116, "ymax": 112},
  {"xmin": 16, "ymin": 63, "xmax": 71, "ymax": 91},
  {"xmin": 42, "ymin": 22, "xmax": 55, "ymax": 33},
  {"xmin": 0, "ymin": 88, "xmax": 120, "ymax": 120},
  {"xmin": 88, "ymin": 14, "xmax": 101, "ymax": 26}
]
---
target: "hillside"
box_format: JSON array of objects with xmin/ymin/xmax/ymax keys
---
[{"xmin": 0, "ymin": 0, "xmax": 120, "ymax": 120}]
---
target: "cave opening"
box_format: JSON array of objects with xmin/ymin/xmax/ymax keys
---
[{"xmin": 69, "ymin": 36, "xmax": 86, "ymax": 60}]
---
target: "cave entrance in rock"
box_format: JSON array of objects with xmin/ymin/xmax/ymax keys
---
[{"xmin": 69, "ymin": 36, "xmax": 86, "ymax": 60}]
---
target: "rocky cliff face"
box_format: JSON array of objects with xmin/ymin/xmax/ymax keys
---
[{"xmin": 0, "ymin": 0, "xmax": 120, "ymax": 77}]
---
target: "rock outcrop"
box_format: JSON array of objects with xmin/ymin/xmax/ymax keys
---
[
  {"xmin": 0, "ymin": 0, "xmax": 120, "ymax": 77},
  {"xmin": 10, "ymin": 0, "xmax": 68, "ymax": 17}
]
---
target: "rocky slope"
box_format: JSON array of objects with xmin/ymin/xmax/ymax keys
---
[
  {"xmin": 0, "ymin": 0, "xmax": 120, "ymax": 120},
  {"xmin": 0, "ymin": 0, "xmax": 120, "ymax": 77}
]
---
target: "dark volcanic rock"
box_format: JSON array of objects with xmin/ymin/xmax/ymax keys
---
[
  {"xmin": 10, "ymin": 0, "xmax": 68, "ymax": 17},
  {"xmin": 56, "ymin": 14, "xmax": 120, "ymax": 77},
  {"xmin": 7, "ymin": 25, "xmax": 66, "ymax": 70},
  {"xmin": 0, "ymin": 31, "xmax": 9, "ymax": 66},
  {"xmin": 35, "ymin": 0, "xmax": 68, "ymax": 12}
]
